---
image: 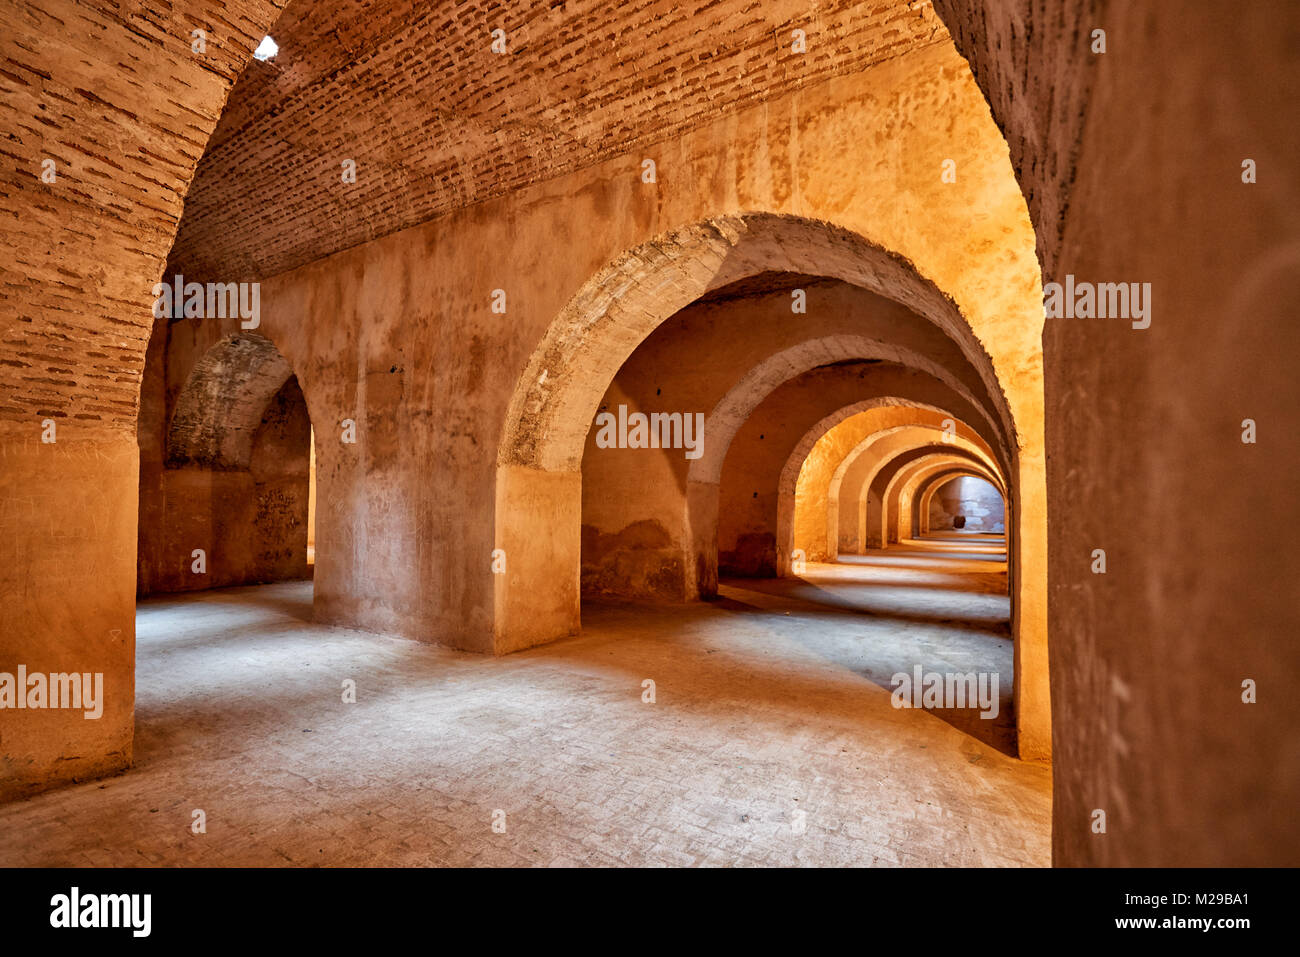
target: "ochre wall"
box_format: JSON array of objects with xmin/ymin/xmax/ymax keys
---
[
  {"xmin": 840, "ymin": 434, "xmax": 997, "ymax": 550},
  {"xmin": 141, "ymin": 378, "xmax": 310, "ymax": 594},
  {"xmin": 894, "ymin": 461, "xmax": 998, "ymax": 537},
  {"xmin": 4, "ymin": 0, "xmax": 1291, "ymax": 871},
  {"xmin": 137, "ymin": 316, "xmax": 311, "ymax": 595},
  {"xmin": 4, "ymin": 4, "xmax": 1053, "ymax": 802},
  {"xmin": 193, "ymin": 39, "xmax": 1048, "ymax": 759},
  {"xmin": 939, "ymin": 0, "xmax": 1300, "ymax": 864},
  {"xmin": 716, "ymin": 369, "xmax": 985, "ymax": 576},
  {"xmin": 791, "ymin": 413, "xmax": 998, "ymax": 562}
]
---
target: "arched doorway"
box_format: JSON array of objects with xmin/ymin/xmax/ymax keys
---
[{"xmin": 138, "ymin": 330, "xmax": 316, "ymax": 595}]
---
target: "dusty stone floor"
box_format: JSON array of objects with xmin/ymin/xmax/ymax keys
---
[{"xmin": 0, "ymin": 536, "xmax": 1050, "ymax": 867}]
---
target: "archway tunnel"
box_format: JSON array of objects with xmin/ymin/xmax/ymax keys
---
[{"xmin": 1, "ymin": 0, "xmax": 1294, "ymax": 873}]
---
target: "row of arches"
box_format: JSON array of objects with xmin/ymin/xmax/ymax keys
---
[
  {"xmin": 145, "ymin": 212, "xmax": 1044, "ymax": 757},
  {"xmin": 101, "ymin": 27, "xmax": 1052, "ymax": 779},
  {"xmin": 486, "ymin": 213, "xmax": 1045, "ymax": 758}
]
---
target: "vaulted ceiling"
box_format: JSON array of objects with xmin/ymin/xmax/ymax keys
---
[{"xmin": 166, "ymin": 0, "xmax": 948, "ymax": 281}]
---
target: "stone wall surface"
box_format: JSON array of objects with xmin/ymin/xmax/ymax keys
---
[
  {"xmin": 167, "ymin": 41, "xmax": 1043, "ymax": 667},
  {"xmin": 576, "ymin": 277, "xmax": 1007, "ymax": 600},
  {"xmin": 938, "ymin": 0, "xmax": 1300, "ymax": 865}
]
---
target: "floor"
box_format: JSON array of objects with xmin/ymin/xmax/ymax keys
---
[{"xmin": 0, "ymin": 535, "xmax": 1050, "ymax": 867}]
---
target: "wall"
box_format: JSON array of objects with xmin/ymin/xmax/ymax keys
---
[
  {"xmin": 938, "ymin": 0, "xmax": 1300, "ymax": 864},
  {"xmin": 308, "ymin": 430, "xmax": 317, "ymax": 559},
  {"xmin": 840, "ymin": 436, "xmax": 993, "ymax": 550},
  {"xmin": 138, "ymin": 320, "xmax": 311, "ymax": 595},
  {"xmin": 140, "ymin": 378, "xmax": 310, "ymax": 593},
  {"xmin": 2, "ymin": 12, "xmax": 1053, "ymax": 795},
  {"xmin": 716, "ymin": 369, "xmax": 989, "ymax": 576},
  {"xmin": 791, "ymin": 414, "xmax": 998, "ymax": 562}
]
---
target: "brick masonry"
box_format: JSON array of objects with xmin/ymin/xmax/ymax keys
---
[
  {"xmin": 0, "ymin": 0, "xmax": 286, "ymax": 430},
  {"xmin": 168, "ymin": 0, "xmax": 948, "ymax": 282}
]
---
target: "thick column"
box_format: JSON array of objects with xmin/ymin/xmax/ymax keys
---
[
  {"xmin": 494, "ymin": 466, "xmax": 581, "ymax": 654},
  {"xmin": 0, "ymin": 431, "xmax": 138, "ymax": 799}
]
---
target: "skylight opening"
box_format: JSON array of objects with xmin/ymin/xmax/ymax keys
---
[{"xmin": 252, "ymin": 36, "xmax": 278, "ymax": 61}]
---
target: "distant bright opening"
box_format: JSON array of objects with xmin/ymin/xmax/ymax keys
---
[{"xmin": 253, "ymin": 36, "xmax": 278, "ymax": 61}]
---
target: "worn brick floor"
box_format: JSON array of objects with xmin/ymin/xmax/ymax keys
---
[{"xmin": 0, "ymin": 536, "xmax": 1050, "ymax": 866}]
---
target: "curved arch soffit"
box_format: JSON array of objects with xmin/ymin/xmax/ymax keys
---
[
  {"xmin": 876, "ymin": 453, "xmax": 1004, "ymax": 534},
  {"xmin": 785, "ymin": 417, "xmax": 1000, "ymax": 508},
  {"xmin": 687, "ymin": 335, "xmax": 1006, "ymax": 485},
  {"xmin": 909, "ymin": 465, "xmax": 1003, "ymax": 534},
  {"xmin": 862, "ymin": 442, "xmax": 1008, "ymax": 510},
  {"xmin": 498, "ymin": 212, "xmax": 1017, "ymax": 474},
  {"xmin": 826, "ymin": 422, "xmax": 1003, "ymax": 505},
  {"xmin": 919, "ymin": 471, "xmax": 1006, "ymax": 527},
  {"xmin": 916, "ymin": 467, "xmax": 1003, "ymax": 510},
  {"xmin": 166, "ymin": 331, "xmax": 296, "ymax": 470},
  {"xmin": 887, "ymin": 455, "xmax": 1002, "ymax": 515}
]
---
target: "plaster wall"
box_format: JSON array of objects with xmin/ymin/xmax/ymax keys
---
[
  {"xmin": 200, "ymin": 42, "xmax": 1043, "ymax": 659},
  {"xmin": 0, "ymin": 0, "xmax": 284, "ymax": 799},
  {"xmin": 938, "ymin": 0, "xmax": 1300, "ymax": 861},
  {"xmin": 792, "ymin": 415, "xmax": 996, "ymax": 562}
]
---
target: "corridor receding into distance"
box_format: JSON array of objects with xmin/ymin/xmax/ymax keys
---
[{"xmin": 2, "ymin": 0, "xmax": 1294, "ymax": 873}]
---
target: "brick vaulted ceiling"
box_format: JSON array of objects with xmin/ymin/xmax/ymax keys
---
[{"xmin": 166, "ymin": 0, "xmax": 949, "ymax": 282}]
